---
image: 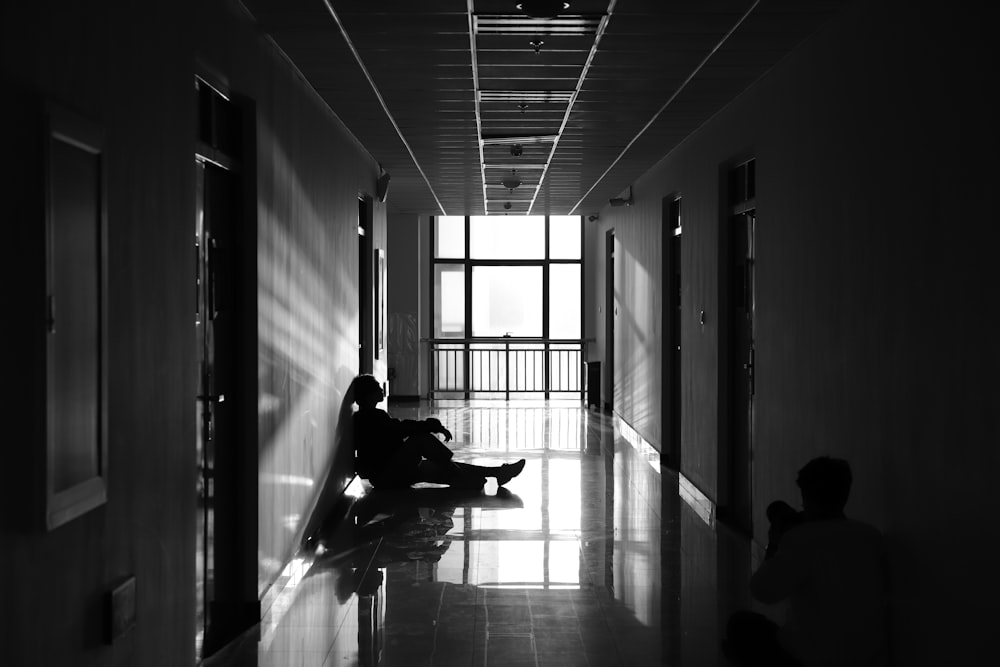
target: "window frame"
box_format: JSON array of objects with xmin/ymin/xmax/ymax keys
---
[{"xmin": 430, "ymin": 215, "xmax": 584, "ymax": 342}]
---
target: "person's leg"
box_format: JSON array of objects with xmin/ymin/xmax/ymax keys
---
[
  {"xmin": 403, "ymin": 434, "xmax": 526, "ymax": 488},
  {"xmin": 368, "ymin": 446, "xmax": 423, "ymax": 489},
  {"xmin": 451, "ymin": 459, "xmax": 526, "ymax": 486},
  {"xmin": 406, "ymin": 432, "xmax": 455, "ymax": 463},
  {"xmin": 416, "ymin": 461, "xmax": 486, "ymax": 489}
]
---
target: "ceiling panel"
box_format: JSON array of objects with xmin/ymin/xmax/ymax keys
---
[{"xmin": 241, "ymin": 0, "xmax": 848, "ymax": 216}]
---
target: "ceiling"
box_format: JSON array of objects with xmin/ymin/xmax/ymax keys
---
[{"xmin": 240, "ymin": 0, "xmax": 847, "ymax": 217}]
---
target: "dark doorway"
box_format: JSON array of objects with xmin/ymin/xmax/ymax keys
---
[
  {"xmin": 720, "ymin": 159, "xmax": 756, "ymax": 534},
  {"xmin": 604, "ymin": 229, "xmax": 615, "ymax": 413},
  {"xmin": 662, "ymin": 196, "xmax": 682, "ymax": 470},
  {"xmin": 195, "ymin": 77, "xmax": 258, "ymax": 659},
  {"xmin": 358, "ymin": 195, "xmax": 373, "ymax": 374}
]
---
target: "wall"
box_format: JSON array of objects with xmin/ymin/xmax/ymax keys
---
[
  {"xmin": 0, "ymin": 0, "xmax": 383, "ymax": 664},
  {"xmin": 0, "ymin": 1, "xmax": 198, "ymax": 664},
  {"xmin": 589, "ymin": 0, "xmax": 998, "ymax": 662},
  {"xmin": 387, "ymin": 210, "xmax": 422, "ymax": 398}
]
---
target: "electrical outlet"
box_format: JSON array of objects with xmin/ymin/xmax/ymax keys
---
[{"xmin": 105, "ymin": 576, "xmax": 136, "ymax": 644}]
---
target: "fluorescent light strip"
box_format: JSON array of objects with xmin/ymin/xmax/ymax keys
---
[
  {"xmin": 569, "ymin": 0, "xmax": 762, "ymax": 215},
  {"xmin": 474, "ymin": 15, "xmax": 603, "ymax": 35},
  {"xmin": 481, "ymin": 134, "xmax": 558, "ymax": 145},
  {"xmin": 527, "ymin": 0, "xmax": 617, "ymax": 215},
  {"xmin": 320, "ymin": 0, "xmax": 447, "ymax": 216},
  {"xmin": 479, "ymin": 91, "xmax": 575, "ymax": 103},
  {"xmin": 469, "ymin": 0, "xmax": 489, "ymax": 214},
  {"xmin": 485, "ymin": 163, "xmax": 547, "ymax": 170}
]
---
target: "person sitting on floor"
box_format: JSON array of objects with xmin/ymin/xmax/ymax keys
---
[
  {"xmin": 724, "ymin": 456, "xmax": 889, "ymax": 667},
  {"xmin": 351, "ymin": 374, "xmax": 525, "ymax": 490}
]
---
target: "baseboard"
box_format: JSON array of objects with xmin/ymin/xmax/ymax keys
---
[{"xmin": 613, "ymin": 412, "xmax": 719, "ymax": 529}]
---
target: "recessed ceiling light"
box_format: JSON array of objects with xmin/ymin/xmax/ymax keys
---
[{"xmin": 501, "ymin": 170, "xmax": 522, "ymax": 190}]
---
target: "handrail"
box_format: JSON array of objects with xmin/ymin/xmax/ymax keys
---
[
  {"xmin": 424, "ymin": 337, "xmax": 593, "ymax": 344},
  {"xmin": 427, "ymin": 337, "xmax": 588, "ymax": 399}
]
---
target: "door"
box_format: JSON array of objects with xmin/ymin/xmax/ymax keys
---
[
  {"xmin": 196, "ymin": 159, "xmax": 237, "ymax": 656},
  {"xmin": 662, "ymin": 196, "xmax": 682, "ymax": 470},
  {"xmin": 195, "ymin": 77, "xmax": 258, "ymax": 659},
  {"xmin": 358, "ymin": 196, "xmax": 373, "ymax": 374},
  {"xmin": 725, "ymin": 210, "xmax": 755, "ymax": 534},
  {"xmin": 604, "ymin": 229, "xmax": 615, "ymax": 413}
]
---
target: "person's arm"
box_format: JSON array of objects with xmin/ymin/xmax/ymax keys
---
[
  {"xmin": 392, "ymin": 414, "xmax": 453, "ymax": 441},
  {"xmin": 750, "ymin": 528, "xmax": 808, "ymax": 604},
  {"xmin": 424, "ymin": 417, "xmax": 453, "ymax": 441}
]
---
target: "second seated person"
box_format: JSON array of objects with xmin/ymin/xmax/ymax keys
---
[{"xmin": 352, "ymin": 374, "xmax": 525, "ymax": 490}]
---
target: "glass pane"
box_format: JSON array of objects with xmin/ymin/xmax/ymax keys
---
[
  {"xmin": 434, "ymin": 264, "xmax": 465, "ymax": 337},
  {"xmin": 472, "ymin": 265, "xmax": 542, "ymax": 337},
  {"xmin": 470, "ymin": 215, "xmax": 544, "ymax": 259},
  {"xmin": 435, "ymin": 215, "xmax": 465, "ymax": 258},
  {"xmin": 549, "ymin": 264, "xmax": 580, "ymax": 338},
  {"xmin": 549, "ymin": 215, "xmax": 581, "ymax": 259}
]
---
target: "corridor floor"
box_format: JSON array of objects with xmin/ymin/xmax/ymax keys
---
[{"xmin": 209, "ymin": 401, "xmax": 758, "ymax": 666}]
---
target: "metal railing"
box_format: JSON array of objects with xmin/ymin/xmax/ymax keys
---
[{"xmin": 428, "ymin": 338, "xmax": 585, "ymax": 400}]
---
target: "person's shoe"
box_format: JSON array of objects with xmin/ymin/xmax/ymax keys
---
[{"xmin": 496, "ymin": 459, "xmax": 526, "ymax": 486}]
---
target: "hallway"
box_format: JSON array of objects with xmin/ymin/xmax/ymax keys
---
[{"xmin": 210, "ymin": 402, "xmax": 751, "ymax": 667}]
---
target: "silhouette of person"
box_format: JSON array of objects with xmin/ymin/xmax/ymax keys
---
[
  {"xmin": 351, "ymin": 374, "xmax": 526, "ymax": 490},
  {"xmin": 724, "ymin": 456, "xmax": 889, "ymax": 667}
]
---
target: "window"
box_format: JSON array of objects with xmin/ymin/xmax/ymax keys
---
[
  {"xmin": 433, "ymin": 264, "xmax": 465, "ymax": 338},
  {"xmin": 470, "ymin": 215, "xmax": 545, "ymax": 259},
  {"xmin": 472, "ymin": 265, "xmax": 543, "ymax": 337},
  {"xmin": 430, "ymin": 215, "xmax": 585, "ymax": 398}
]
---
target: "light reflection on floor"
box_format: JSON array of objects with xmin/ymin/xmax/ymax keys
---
[{"xmin": 208, "ymin": 402, "xmax": 752, "ymax": 666}]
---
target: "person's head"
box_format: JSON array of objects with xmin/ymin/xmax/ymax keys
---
[
  {"xmin": 352, "ymin": 374, "xmax": 384, "ymax": 408},
  {"xmin": 796, "ymin": 456, "xmax": 852, "ymax": 517}
]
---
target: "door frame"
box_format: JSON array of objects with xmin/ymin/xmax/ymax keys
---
[
  {"xmin": 195, "ymin": 75, "xmax": 259, "ymax": 659},
  {"xmin": 718, "ymin": 157, "xmax": 756, "ymax": 535}
]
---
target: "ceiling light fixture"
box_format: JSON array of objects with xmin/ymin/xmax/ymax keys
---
[
  {"xmin": 501, "ymin": 170, "xmax": 522, "ymax": 191},
  {"xmin": 515, "ymin": 1, "xmax": 570, "ymax": 19},
  {"xmin": 530, "ymin": 39, "xmax": 544, "ymax": 54},
  {"xmin": 473, "ymin": 14, "xmax": 602, "ymax": 36},
  {"xmin": 517, "ymin": 102, "xmax": 528, "ymax": 114},
  {"xmin": 510, "ymin": 144, "xmax": 523, "ymax": 156}
]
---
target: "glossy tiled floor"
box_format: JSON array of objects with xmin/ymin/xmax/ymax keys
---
[{"xmin": 209, "ymin": 401, "xmax": 757, "ymax": 666}]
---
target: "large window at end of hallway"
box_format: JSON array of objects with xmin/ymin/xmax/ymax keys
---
[{"xmin": 431, "ymin": 215, "xmax": 583, "ymax": 399}]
